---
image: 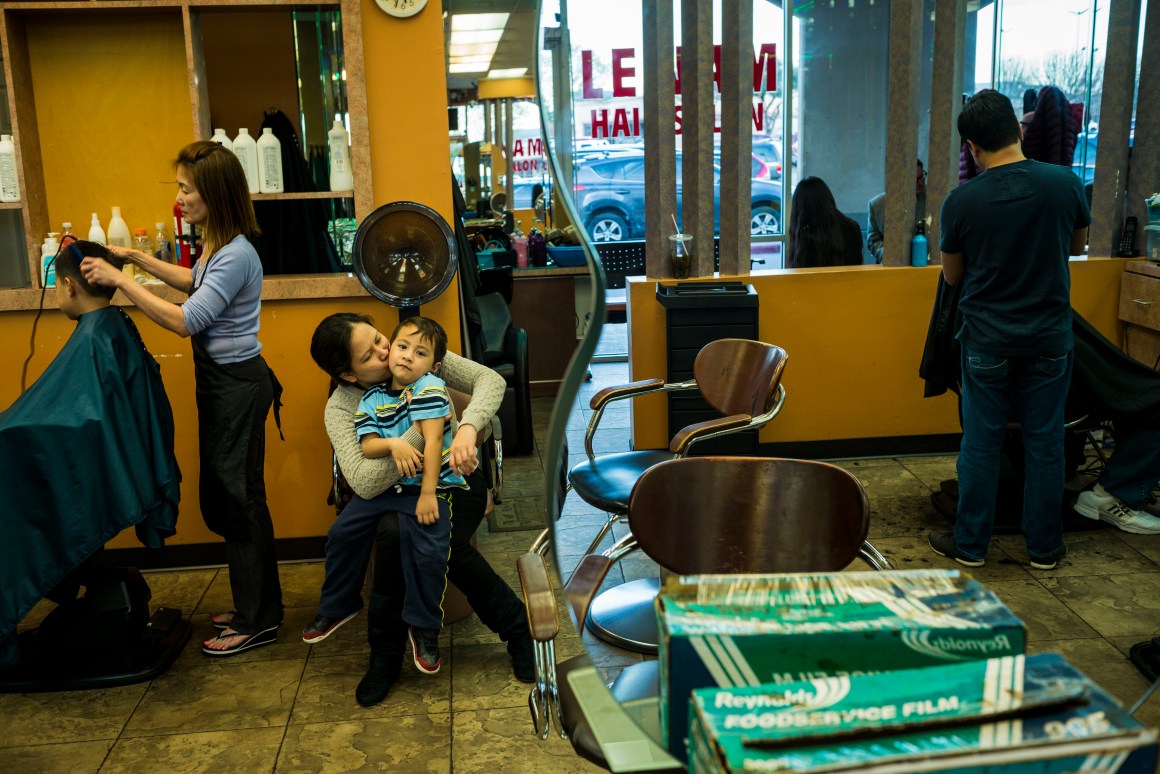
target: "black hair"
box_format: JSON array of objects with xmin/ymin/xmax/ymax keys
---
[
  {"xmin": 957, "ymin": 89, "xmax": 1021, "ymax": 153},
  {"xmin": 786, "ymin": 177, "xmax": 856, "ymax": 269},
  {"xmin": 310, "ymin": 312, "xmax": 375, "ymax": 381},
  {"xmin": 56, "ymin": 239, "xmax": 124, "ymax": 300},
  {"xmin": 391, "ymin": 316, "xmax": 448, "ymax": 365}
]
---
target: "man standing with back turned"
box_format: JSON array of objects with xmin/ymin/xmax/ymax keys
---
[{"xmin": 929, "ymin": 89, "xmax": 1090, "ymax": 571}]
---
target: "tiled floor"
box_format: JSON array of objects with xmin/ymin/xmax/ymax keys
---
[{"xmin": 5, "ymin": 354, "xmax": 1160, "ymax": 772}]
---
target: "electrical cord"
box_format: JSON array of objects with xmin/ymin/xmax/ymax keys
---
[
  {"xmin": 19, "ymin": 242, "xmax": 65, "ymax": 394},
  {"xmin": 1129, "ymin": 671, "xmax": 1160, "ymax": 716}
]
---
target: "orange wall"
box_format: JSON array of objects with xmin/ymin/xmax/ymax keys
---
[
  {"xmin": 0, "ymin": 1, "xmax": 458, "ymax": 548},
  {"xmin": 627, "ymin": 258, "xmax": 1133, "ymax": 450}
]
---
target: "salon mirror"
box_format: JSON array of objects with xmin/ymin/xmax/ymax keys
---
[{"xmin": 534, "ymin": 0, "xmax": 680, "ymax": 765}]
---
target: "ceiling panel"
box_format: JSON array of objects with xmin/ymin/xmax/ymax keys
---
[{"xmin": 444, "ymin": 0, "xmax": 536, "ymax": 91}]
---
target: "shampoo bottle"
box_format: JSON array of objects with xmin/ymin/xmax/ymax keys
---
[
  {"xmin": 41, "ymin": 232, "xmax": 59, "ymax": 288},
  {"xmin": 327, "ymin": 118, "xmax": 354, "ymax": 191},
  {"xmin": 232, "ymin": 128, "xmax": 260, "ymax": 194},
  {"xmin": 257, "ymin": 127, "xmax": 284, "ymax": 193},
  {"xmin": 0, "ymin": 134, "xmax": 19, "ymax": 203},
  {"xmin": 107, "ymin": 207, "xmax": 134, "ymax": 280},
  {"xmin": 210, "ymin": 128, "xmax": 233, "ymax": 151},
  {"xmin": 88, "ymin": 212, "xmax": 107, "ymax": 245}
]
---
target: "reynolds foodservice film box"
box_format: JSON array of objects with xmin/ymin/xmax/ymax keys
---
[
  {"xmin": 659, "ymin": 570, "xmax": 1025, "ymax": 760},
  {"xmin": 688, "ymin": 652, "xmax": 1158, "ymax": 773}
]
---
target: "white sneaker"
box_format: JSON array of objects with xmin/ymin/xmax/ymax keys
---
[{"xmin": 1075, "ymin": 489, "xmax": 1160, "ymax": 535}]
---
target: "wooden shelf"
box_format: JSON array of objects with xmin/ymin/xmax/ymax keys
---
[
  {"xmin": 0, "ymin": 0, "xmax": 370, "ymax": 291},
  {"xmin": 251, "ymin": 190, "xmax": 353, "ymax": 201}
]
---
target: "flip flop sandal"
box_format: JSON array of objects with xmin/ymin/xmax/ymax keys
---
[
  {"xmin": 201, "ymin": 625, "xmax": 278, "ymax": 657},
  {"xmin": 211, "ymin": 611, "xmax": 283, "ymax": 631},
  {"xmin": 210, "ymin": 611, "xmax": 237, "ymax": 630}
]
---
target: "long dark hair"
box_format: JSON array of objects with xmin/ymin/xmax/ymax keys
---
[
  {"xmin": 786, "ymin": 177, "xmax": 850, "ymax": 268},
  {"xmin": 311, "ymin": 312, "xmax": 375, "ymax": 381},
  {"xmin": 174, "ymin": 141, "xmax": 261, "ymax": 254},
  {"xmin": 1021, "ymin": 85, "xmax": 1079, "ymax": 167}
]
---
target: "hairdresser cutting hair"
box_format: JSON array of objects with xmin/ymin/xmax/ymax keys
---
[{"xmin": 82, "ymin": 140, "xmax": 284, "ymax": 657}]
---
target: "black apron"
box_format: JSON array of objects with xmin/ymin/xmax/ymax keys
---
[{"xmin": 189, "ymin": 261, "xmax": 283, "ymax": 541}]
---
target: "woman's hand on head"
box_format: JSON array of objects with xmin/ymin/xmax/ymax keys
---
[
  {"xmin": 449, "ymin": 424, "xmax": 479, "ymax": 476},
  {"xmin": 80, "ymin": 256, "xmax": 125, "ymax": 290}
]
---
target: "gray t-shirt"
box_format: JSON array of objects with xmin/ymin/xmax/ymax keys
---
[{"xmin": 183, "ymin": 235, "xmax": 263, "ymax": 364}]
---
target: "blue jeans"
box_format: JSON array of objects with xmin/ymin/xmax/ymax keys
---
[
  {"xmin": 1100, "ymin": 425, "xmax": 1160, "ymax": 508},
  {"xmin": 318, "ymin": 489, "xmax": 452, "ymax": 630},
  {"xmin": 955, "ymin": 345, "xmax": 1073, "ymax": 562}
]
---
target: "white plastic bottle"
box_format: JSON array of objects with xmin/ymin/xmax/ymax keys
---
[
  {"xmin": 88, "ymin": 212, "xmax": 107, "ymax": 245},
  {"xmin": 327, "ymin": 118, "xmax": 353, "ymax": 192},
  {"xmin": 210, "ymin": 128, "xmax": 233, "ymax": 151},
  {"xmin": 107, "ymin": 206, "xmax": 134, "ymax": 281},
  {"xmin": 0, "ymin": 134, "xmax": 20, "ymax": 203},
  {"xmin": 41, "ymin": 232, "xmax": 59, "ymax": 288},
  {"xmin": 257, "ymin": 127, "xmax": 284, "ymax": 193},
  {"xmin": 232, "ymin": 128, "xmax": 260, "ymax": 195}
]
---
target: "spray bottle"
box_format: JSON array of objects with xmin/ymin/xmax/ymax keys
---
[{"xmin": 41, "ymin": 232, "xmax": 59, "ymax": 288}]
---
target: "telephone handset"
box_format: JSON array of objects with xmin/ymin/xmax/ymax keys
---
[{"xmin": 1118, "ymin": 216, "xmax": 1138, "ymax": 258}]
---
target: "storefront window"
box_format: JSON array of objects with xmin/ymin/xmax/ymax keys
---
[
  {"xmin": 559, "ymin": 0, "xmax": 790, "ymax": 256},
  {"xmin": 789, "ymin": 0, "xmax": 890, "ymax": 264},
  {"xmin": 971, "ymin": 0, "xmax": 1109, "ymax": 188}
]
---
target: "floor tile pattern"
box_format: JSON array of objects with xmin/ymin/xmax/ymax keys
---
[{"xmin": 5, "ymin": 352, "xmax": 1160, "ymax": 771}]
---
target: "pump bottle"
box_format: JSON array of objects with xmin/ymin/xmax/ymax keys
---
[
  {"xmin": 257, "ymin": 128, "xmax": 284, "ymax": 193},
  {"xmin": 41, "ymin": 232, "xmax": 59, "ymax": 288}
]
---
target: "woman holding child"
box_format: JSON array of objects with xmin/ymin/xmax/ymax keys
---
[
  {"xmin": 310, "ymin": 312, "xmax": 534, "ymax": 707},
  {"xmin": 80, "ymin": 141, "xmax": 283, "ymax": 657}
]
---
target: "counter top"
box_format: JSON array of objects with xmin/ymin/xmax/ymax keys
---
[
  {"xmin": 511, "ymin": 265, "xmax": 589, "ymax": 278},
  {"xmin": 0, "ymin": 273, "xmax": 372, "ymax": 312},
  {"xmin": 1125, "ymin": 260, "xmax": 1160, "ymax": 279}
]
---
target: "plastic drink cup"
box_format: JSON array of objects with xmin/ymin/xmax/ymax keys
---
[{"xmin": 670, "ymin": 234, "xmax": 693, "ymax": 279}]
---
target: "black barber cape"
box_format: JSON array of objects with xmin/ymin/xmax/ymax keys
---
[
  {"xmin": 0, "ymin": 306, "xmax": 180, "ymax": 660},
  {"xmin": 920, "ymin": 272, "xmax": 1160, "ymax": 422}
]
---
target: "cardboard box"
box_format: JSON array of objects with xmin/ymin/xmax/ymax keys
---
[
  {"xmin": 659, "ymin": 570, "xmax": 1025, "ymax": 759},
  {"xmin": 688, "ymin": 652, "xmax": 1158, "ymax": 773}
]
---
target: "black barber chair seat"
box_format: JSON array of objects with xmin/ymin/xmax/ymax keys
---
[
  {"xmin": 477, "ymin": 291, "xmax": 534, "ymax": 455},
  {"xmin": 0, "ymin": 558, "xmax": 190, "ymax": 693}
]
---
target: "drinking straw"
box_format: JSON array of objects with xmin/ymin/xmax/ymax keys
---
[{"xmin": 671, "ymin": 213, "xmax": 681, "ymax": 237}]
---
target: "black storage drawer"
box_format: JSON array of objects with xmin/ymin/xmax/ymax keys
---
[{"xmin": 656, "ymin": 282, "xmax": 759, "ymax": 453}]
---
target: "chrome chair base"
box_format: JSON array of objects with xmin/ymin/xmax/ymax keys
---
[{"xmin": 585, "ymin": 577, "xmax": 661, "ymax": 654}]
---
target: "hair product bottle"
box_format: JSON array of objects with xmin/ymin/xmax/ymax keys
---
[
  {"xmin": 41, "ymin": 232, "xmax": 59, "ymax": 288},
  {"xmin": 232, "ymin": 128, "xmax": 260, "ymax": 195},
  {"xmin": 107, "ymin": 207, "xmax": 134, "ymax": 280},
  {"xmin": 0, "ymin": 134, "xmax": 19, "ymax": 203},
  {"xmin": 88, "ymin": 212, "xmax": 106, "ymax": 245},
  {"xmin": 256, "ymin": 127, "xmax": 284, "ymax": 193},
  {"xmin": 211, "ymin": 128, "xmax": 233, "ymax": 151},
  {"xmin": 327, "ymin": 118, "xmax": 354, "ymax": 191}
]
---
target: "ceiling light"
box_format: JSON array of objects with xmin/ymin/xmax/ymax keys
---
[
  {"xmin": 487, "ymin": 68, "xmax": 528, "ymax": 79},
  {"xmin": 449, "ymin": 55, "xmax": 494, "ymax": 65},
  {"xmin": 449, "ymin": 42, "xmax": 499, "ymax": 58},
  {"xmin": 450, "ymin": 13, "xmax": 509, "ymax": 31},
  {"xmin": 449, "ymin": 29, "xmax": 504, "ymax": 45},
  {"xmin": 449, "ymin": 63, "xmax": 489, "ymax": 73}
]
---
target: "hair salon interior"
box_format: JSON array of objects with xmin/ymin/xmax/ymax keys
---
[{"xmin": 3, "ymin": 0, "xmax": 1160, "ymax": 770}]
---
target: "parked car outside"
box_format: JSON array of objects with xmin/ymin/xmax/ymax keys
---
[{"xmin": 573, "ymin": 152, "xmax": 782, "ymax": 242}]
